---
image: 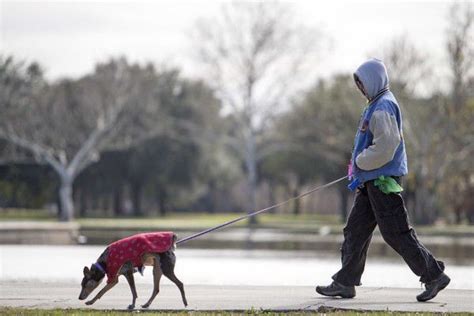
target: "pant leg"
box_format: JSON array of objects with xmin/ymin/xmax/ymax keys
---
[
  {"xmin": 332, "ymin": 186, "xmax": 377, "ymax": 286},
  {"xmin": 365, "ymin": 181, "xmax": 445, "ymax": 283}
]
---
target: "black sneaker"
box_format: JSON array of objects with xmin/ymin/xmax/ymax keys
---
[
  {"xmin": 417, "ymin": 273, "xmax": 451, "ymax": 302},
  {"xmin": 316, "ymin": 281, "xmax": 356, "ymax": 298}
]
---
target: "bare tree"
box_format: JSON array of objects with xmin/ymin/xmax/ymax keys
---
[
  {"xmin": 268, "ymin": 75, "xmax": 362, "ymax": 221},
  {"xmin": 447, "ymin": 1, "xmax": 474, "ymax": 114},
  {"xmin": 0, "ymin": 57, "xmax": 165, "ymax": 221},
  {"xmin": 378, "ymin": 36, "xmax": 444, "ymax": 223},
  {"xmin": 444, "ymin": 1, "xmax": 474, "ymax": 223},
  {"xmin": 379, "ymin": 0, "xmax": 473, "ymax": 224},
  {"xmin": 192, "ymin": 2, "xmax": 320, "ymax": 221}
]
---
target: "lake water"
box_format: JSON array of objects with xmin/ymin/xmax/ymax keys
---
[{"xmin": 1, "ymin": 245, "xmax": 472, "ymax": 290}]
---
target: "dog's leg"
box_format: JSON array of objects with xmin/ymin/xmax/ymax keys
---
[
  {"xmin": 85, "ymin": 281, "xmax": 117, "ymax": 305},
  {"xmin": 141, "ymin": 255, "xmax": 162, "ymax": 309},
  {"xmin": 163, "ymin": 269, "xmax": 187, "ymax": 307},
  {"xmin": 124, "ymin": 271, "xmax": 138, "ymax": 310},
  {"xmin": 161, "ymin": 252, "xmax": 188, "ymax": 307}
]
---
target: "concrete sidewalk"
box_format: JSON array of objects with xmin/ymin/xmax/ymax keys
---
[{"xmin": 1, "ymin": 281, "xmax": 473, "ymax": 313}]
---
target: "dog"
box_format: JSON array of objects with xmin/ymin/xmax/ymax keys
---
[{"xmin": 79, "ymin": 231, "xmax": 187, "ymax": 309}]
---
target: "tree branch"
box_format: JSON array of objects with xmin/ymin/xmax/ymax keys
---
[{"xmin": 0, "ymin": 131, "xmax": 65, "ymax": 175}]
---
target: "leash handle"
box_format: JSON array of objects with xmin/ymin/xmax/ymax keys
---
[{"xmin": 176, "ymin": 175, "xmax": 348, "ymax": 245}]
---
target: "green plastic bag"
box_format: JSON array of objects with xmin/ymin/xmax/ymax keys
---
[{"xmin": 374, "ymin": 176, "xmax": 403, "ymax": 194}]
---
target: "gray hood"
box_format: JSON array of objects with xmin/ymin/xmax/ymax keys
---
[{"xmin": 354, "ymin": 59, "xmax": 389, "ymax": 99}]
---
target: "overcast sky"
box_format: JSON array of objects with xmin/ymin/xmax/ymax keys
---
[{"xmin": 0, "ymin": 0, "xmax": 459, "ymax": 82}]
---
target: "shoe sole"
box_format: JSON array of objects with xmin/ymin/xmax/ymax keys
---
[
  {"xmin": 417, "ymin": 276, "xmax": 451, "ymax": 302},
  {"xmin": 316, "ymin": 287, "xmax": 355, "ymax": 299}
]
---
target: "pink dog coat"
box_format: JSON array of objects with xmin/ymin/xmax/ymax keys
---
[{"xmin": 106, "ymin": 232, "xmax": 175, "ymax": 283}]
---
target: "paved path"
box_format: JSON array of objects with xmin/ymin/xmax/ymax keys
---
[{"xmin": 1, "ymin": 282, "xmax": 473, "ymax": 313}]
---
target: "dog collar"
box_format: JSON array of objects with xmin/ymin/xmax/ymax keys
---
[{"xmin": 93, "ymin": 262, "xmax": 106, "ymax": 274}]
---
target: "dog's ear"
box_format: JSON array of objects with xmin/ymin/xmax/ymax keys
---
[{"xmin": 83, "ymin": 266, "xmax": 90, "ymax": 276}]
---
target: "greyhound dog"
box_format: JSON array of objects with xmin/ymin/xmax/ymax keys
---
[{"xmin": 79, "ymin": 232, "xmax": 187, "ymax": 309}]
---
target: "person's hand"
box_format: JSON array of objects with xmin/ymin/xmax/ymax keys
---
[
  {"xmin": 347, "ymin": 178, "xmax": 361, "ymax": 191},
  {"xmin": 348, "ymin": 160, "xmax": 354, "ymax": 180}
]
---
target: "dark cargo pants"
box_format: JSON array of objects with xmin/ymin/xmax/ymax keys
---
[{"xmin": 332, "ymin": 179, "xmax": 445, "ymax": 286}]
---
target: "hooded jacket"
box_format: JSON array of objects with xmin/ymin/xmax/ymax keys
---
[{"xmin": 351, "ymin": 59, "xmax": 408, "ymax": 183}]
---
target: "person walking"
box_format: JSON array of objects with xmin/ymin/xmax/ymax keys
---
[{"xmin": 316, "ymin": 59, "xmax": 450, "ymax": 302}]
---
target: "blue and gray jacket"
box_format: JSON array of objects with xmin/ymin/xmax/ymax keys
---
[{"xmin": 351, "ymin": 59, "xmax": 408, "ymax": 185}]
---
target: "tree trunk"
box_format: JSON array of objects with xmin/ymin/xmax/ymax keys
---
[
  {"xmin": 403, "ymin": 182, "xmax": 416, "ymax": 218},
  {"xmin": 338, "ymin": 185, "xmax": 350, "ymax": 222},
  {"xmin": 245, "ymin": 132, "xmax": 258, "ymax": 225},
  {"xmin": 454, "ymin": 208, "xmax": 463, "ymax": 224},
  {"xmin": 268, "ymin": 181, "xmax": 276, "ymax": 214},
  {"xmin": 466, "ymin": 183, "xmax": 474, "ymax": 225},
  {"xmin": 158, "ymin": 187, "xmax": 167, "ymax": 217},
  {"xmin": 102, "ymin": 195, "xmax": 111, "ymax": 216},
  {"xmin": 208, "ymin": 180, "xmax": 216, "ymax": 214},
  {"xmin": 113, "ymin": 185, "xmax": 124, "ymax": 216},
  {"xmin": 292, "ymin": 186, "xmax": 301, "ymax": 216},
  {"xmin": 467, "ymin": 210, "xmax": 474, "ymax": 225},
  {"xmin": 79, "ymin": 188, "xmax": 88, "ymax": 218},
  {"xmin": 413, "ymin": 174, "xmax": 437, "ymax": 225},
  {"xmin": 58, "ymin": 174, "xmax": 74, "ymax": 222},
  {"xmin": 10, "ymin": 182, "xmax": 19, "ymax": 208},
  {"xmin": 131, "ymin": 183, "xmax": 142, "ymax": 216}
]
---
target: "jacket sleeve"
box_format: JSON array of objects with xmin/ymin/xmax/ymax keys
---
[{"xmin": 355, "ymin": 110, "xmax": 401, "ymax": 171}]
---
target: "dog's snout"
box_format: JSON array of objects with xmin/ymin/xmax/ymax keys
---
[{"xmin": 79, "ymin": 290, "xmax": 87, "ymax": 300}]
